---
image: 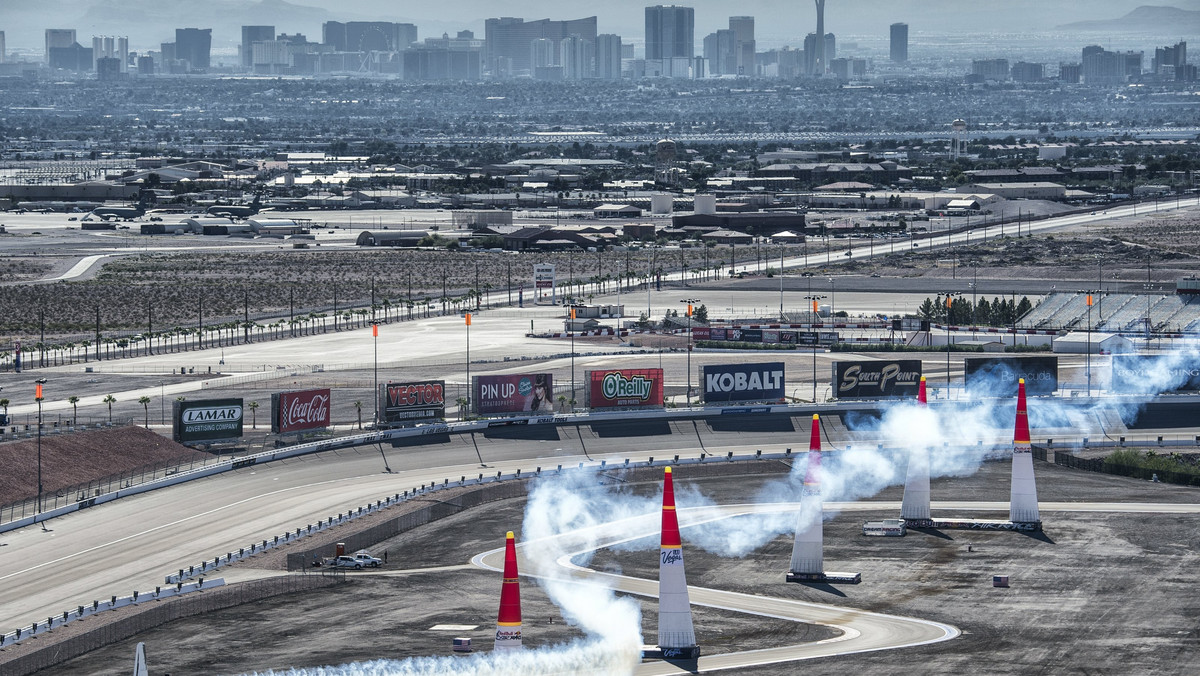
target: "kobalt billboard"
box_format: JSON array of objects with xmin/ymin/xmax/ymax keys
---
[
  {"xmin": 702, "ymin": 362, "xmax": 785, "ymax": 403},
  {"xmin": 586, "ymin": 368, "xmax": 665, "ymax": 409},
  {"xmin": 833, "ymin": 360, "xmax": 922, "ymax": 399},
  {"xmin": 272, "ymin": 388, "xmax": 331, "ymax": 434},
  {"xmin": 474, "ymin": 374, "xmax": 554, "ymax": 415},
  {"xmin": 964, "ymin": 357, "xmax": 1058, "ymax": 396},
  {"xmin": 1110, "ymin": 355, "xmax": 1200, "ymax": 394},
  {"xmin": 381, "ymin": 380, "xmax": 446, "ymax": 423},
  {"xmin": 173, "ymin": 398, "xmax": 244, "ymax": 444}
]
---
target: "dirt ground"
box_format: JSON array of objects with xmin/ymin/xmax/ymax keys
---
[
  {"xmin": 0, "ymin": 426, "xmax": 209, "ymax": 504},
  {"xmin": 40, "ymin": 459, "xmax": 1200, "ymax": 675}
]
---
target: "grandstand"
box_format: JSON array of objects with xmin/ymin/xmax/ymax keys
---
[{"xmin": 1019, "ymin": 292, "xmax": 1200, "ymax": 334}]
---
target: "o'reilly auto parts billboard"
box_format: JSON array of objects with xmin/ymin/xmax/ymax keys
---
[
  {"xmin": 702, "ymin": 362, "xmax": 785, "ymax": 403},
  {"xmin": 1111, "ymin": 355, "xmax": 1200, "ymax": 394},
  {"xmin": 474, "ymin": 374, "xmax": 554, "ymax": 415},
  {"xmin": 272, "ymin": 388, "xmax": 331, "ymax": 434},
  {"xmin": 586, "ymin": 368, "xmax": 665, "ymax": 409},
  {"xmin": 173, "ymin": 398, "xmax": 244, "ymax": 444},
  {"xmin": 964, "ymin": 357, "xmax": 1058, "ymax": 396},
  {"xmin": 833, "ymin": 360, "xmax": 922, "ymax": 399},
  {"xmin": 381, "ymin": 380, "xmax": 446, "ymax": 424}
]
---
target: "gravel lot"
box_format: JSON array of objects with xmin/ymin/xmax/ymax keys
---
[{"xmin": 41, "ymin": 459, "xmax": 1200, "ymax": 675}]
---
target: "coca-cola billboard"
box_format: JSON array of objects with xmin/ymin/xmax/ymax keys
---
[
  {"xmin": 271, "ymin": 388, "xmax": 332, "ymax": 434},
  {"xmin": 381, "ymin": 380, "xmax": 446, "ymax": 424}
]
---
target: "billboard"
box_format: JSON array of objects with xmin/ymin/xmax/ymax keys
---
[
  {"xmin": 272, "ymin": 388, "xmax": 331, "ymax": 434},
  {"xmin": 381, "ymin": 380, "xmax": 446, "ymax": 424},
  {"xmin": 692, "ymin": 326, "xmax": 711, "ymax": 340},
  {"xmin": 173, "ymin": 398, "xmax": 243, "ymax": 444},
  {"xmin": 739, "ymin": 328, "xmax": 763, "ymax": 343},
  {"xmin": 703, "ymin": 362, "xmax": 785, "ymax": 403},
  {"xmin": 1111, "ymin": 355, "xmax": 1200, "ymax": 394},
  {"xmin": 534, "ymin": 264, "xmax": 555, "ymax": 289},
  {"xmin": 964, "ymin": 357, "xmax": 1058, "ymax": 396},
  {"xmin": 475, "ymin": 374, "xmax": 554, "ymax": 415},
  {"xmin": 586, "ymin": 368, "xmax": 665, "ymax": 409},
  {"xmin": 833, "ymin": 360, "xmax": 922, "ymax": 399}
]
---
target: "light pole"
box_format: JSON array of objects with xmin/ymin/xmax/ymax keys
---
[
  {"xmin": 945, "ymin": 296, "xmax": 954, "ymax": 395},
  {"xmin": 828, "ymin": 277, "xmax": 836, "ymax": 320},
  {"xmin": 779, "ymin": 245, "xmax": 786, "ymax": 320},
  {"xmin": 160, "ymin": 382, "xmax": 164, "ymax": 425},
  {"xmin": 1085, "ymin": 292, "xmax": 1094, "ymax": 395},
  {"xmin": 34, "ymin": 378, "xmax": 46, "ymax": 514},
  {"xmin": 372, "ymin": 323, "xmax": 379, "ymax": 427},
  {"xmin": 465, "ymin": 313, "xmax": 472, "ymax": 414},
  {"xmin": 805, "ymin": 294, "xmax": 827, "ymax": 402},
  {"xmin": 681, "ymin": 298, "xmax": 700, "ymax": 405},
  {"xmin": 569, "ymin": 306, "xmax": 576, "ymax": 404}
]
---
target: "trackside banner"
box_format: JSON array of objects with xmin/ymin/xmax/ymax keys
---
[
  {"xmin": 272, "ymin": 388, "xmax": 332, "ymax": 434},
  {"xmin": 833, "ymin": 360, "xmax": 922, "ymax": 399},
  {"xmin": 381, "ymin": 381, "xmax": 446, "ymax": 423},
  {"xmin": 964, "ymin": 357, "xmax": 1058, "ymax": 396},
  {"xmin": 1110, "ymin": 355, "xmax": 1200, "ymax": 394},
  {"xmin": 702, "ymin": 362, "xmax": 785, "ymax": 403},
  {"xmin": 474, "ymin": 374, "xmax": 554, "ymax": 415},
  {"xmin": 174, "ymin": 398, "xmax": 244, "ymax": 444},
  {"xmin": 586, "ymin": 368, "xmax": 665, "ymax": 409}
]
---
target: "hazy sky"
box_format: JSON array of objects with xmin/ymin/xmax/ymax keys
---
[{"xmin": 3, "ymin": 0, "xmax": 1197, "ymax": 52}]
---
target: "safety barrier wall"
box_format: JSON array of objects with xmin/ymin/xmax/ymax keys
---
[
  {"xmin": 6, "ymin": 398, "xmax": 1200, "ymax": 535},
  {"xmin": 0, "ymin": 575, "xmax": 341, "ymax": 676}
]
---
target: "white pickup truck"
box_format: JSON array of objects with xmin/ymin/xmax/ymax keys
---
[{"xmin": 330, "ymin": 552, "xmax": 382, "ymax": 569}]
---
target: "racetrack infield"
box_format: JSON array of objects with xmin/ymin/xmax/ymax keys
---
[{"xmin": 38, "ymin": 460, "xmax": 1200, "ymax": 675}]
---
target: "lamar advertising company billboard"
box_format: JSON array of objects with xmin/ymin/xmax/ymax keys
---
[
  {"xmin": 964, "ymin": 357, "xmax": 1058, "ymax": 396},
  {"xmin": 1111, "ymin": 355, "xmax": 1200, "ymax": 394},
  {"xmin": 703, "ymin": 362, "xmax": 785, "ymax": 403},
  {"xmin": 833, "ymin": 360, "xmax": 922, "ymax": 399},
  {"xmin": 174, "ymin": 398, "xmax": 243, "ymax": 444},
  {"xmin": 475, "ymin": 374, "xmax": 554, "ymax": 415},
  {"xmin": 381, "ymin": 381, "xmax": 446, "ymax": 424},
  {"xmin": 272, "ymin": 388, "xmax": 331, "ymax": 434},
  {"xmin": 587, "ymin": 368, "xmax": 665, "ymax": 409}
]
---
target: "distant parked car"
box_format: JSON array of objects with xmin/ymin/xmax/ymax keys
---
[
  {"xmin": 333, "ymin": 555, "xmax": 364, "ymax": 570},
  {"xmin": 352, "ymin": 551, "xmax": 382, "ymax": 568}
]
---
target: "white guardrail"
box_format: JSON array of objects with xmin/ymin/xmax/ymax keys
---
[
  {"xmin": 5, "ymin": 400, "xmax": 1200, "ymax": 539},
  {"xmin": 4, "ymin": 402, "xmax": 1198, "ymax": 648}
]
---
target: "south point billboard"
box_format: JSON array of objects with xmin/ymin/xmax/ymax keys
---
[
  {"xmin": 474, "ymin": 374, "xmax": 554, "ymax": 415},
  {"xmin": 833, "ymin": 360, "xmax": 922, "ymax": 399},
  {"xmin": 173, "ymin": 398, "xmax": 244, "ymax": 444}
]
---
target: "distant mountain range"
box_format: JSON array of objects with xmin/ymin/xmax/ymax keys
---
[{"xmin": 1058, "ymin": 5, "xmax": 1200, "ymax": 32}]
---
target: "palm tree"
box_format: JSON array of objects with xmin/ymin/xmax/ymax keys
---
[
  {"xmin": 0, "ymin": 398, "xmax": 9, "ymax": 424},
  {"xmin": 103, "ymin": 395, "xmax": 116, "ymax": 423},
  {"xmin": 557, "ymin": 394, "xmax": 567, "ymax": 412},
  {"xmin": 455, "ymin": 396, "xmax": 468, "ymax": 421},
  {"xmin": 354, "ymin": 400, "xmax": 363, "ymax": 429},
  {"xmin": 138, "ymin": 396, "xmax": 151, "ymax": 427},
  {"xmin": 248, "ymin": 401, "xmax": 259, "ymax": 429},
  {"xmin": 68, "ymin": 396, "xmax": 79, "ymax": 425}
]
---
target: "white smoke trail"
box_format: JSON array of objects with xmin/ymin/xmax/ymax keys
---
[
  {"xmin": 684, "ymin": 347, "xmax": 1200, "ymax": 555},
  {"xmin": 247, "ymin": 348, "xmax": 1200, "ymax": 673}
]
